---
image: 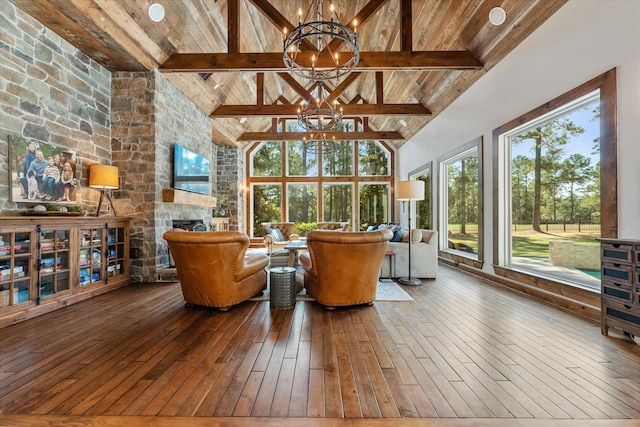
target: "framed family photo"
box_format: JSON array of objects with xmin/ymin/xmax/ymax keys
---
[{"xmin": 8, "ymin": 135, "xmax": 78, "ymax": 205}]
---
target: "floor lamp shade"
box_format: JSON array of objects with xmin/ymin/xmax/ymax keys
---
[
  {"xmin": 397, "ymin": 180, "xmax": 424, "ymax": 286},
  {"xmin": 89, "ymin": 165, "xmax": 119, "ymax": 216},
  {"xmin": 397, "ymin": 180, "xmax": 425, "ymax": 201},
  {"xmin": 89, "ymin": 165, "xmax": 119, "ymax": 189}
]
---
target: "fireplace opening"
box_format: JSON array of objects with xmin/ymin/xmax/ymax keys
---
[{"xmin": 172, "ymin": 219, "xmax": 205, "ymax": 231}]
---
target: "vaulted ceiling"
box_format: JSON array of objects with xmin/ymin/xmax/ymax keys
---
[{"xmin": 10, "ymin": 0, "xmax": 567, "ymax": 149}]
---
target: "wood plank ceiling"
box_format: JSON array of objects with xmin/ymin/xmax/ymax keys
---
[{"xmin": 10, "ymin": 0, "xmax": 567, "ymax": 149}]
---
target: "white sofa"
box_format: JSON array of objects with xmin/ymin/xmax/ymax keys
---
[{"xmin": 379, "ymin": 228, "xmax": 438, "ymax": 279}]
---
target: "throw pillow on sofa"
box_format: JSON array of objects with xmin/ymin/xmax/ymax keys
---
[
  {"xmin": 420, "ymin": 230, "xmax": 435, "ymax": 243},
  {"xmin": 391, "ymin": 228, "xmax": 403, "ymax": 242},
  {"xmin": 400, "ymin": 228, "xmax": 423, "ymax": 243},
  {"xmin": 269, "ymin": 227, "xmax": 286, "ymax": 242}
]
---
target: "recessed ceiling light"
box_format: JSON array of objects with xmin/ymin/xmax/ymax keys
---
[
  {"xmin": 489, "ymin": 7, "xmax": 506, "ymax": 26},
  {"xmin": 239, "ymin": 117, "xmax": 247, "ymax": 124},
  {"xmin": 149, "ymin": 3, "xmax": 165, "ymax": 22},
  {"xmin": 399, "ymin": 119, "xmax": 407, "ymax": 127}
]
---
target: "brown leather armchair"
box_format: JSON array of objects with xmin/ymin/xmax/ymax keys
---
[
  {"xmin": 163, "ymin": 230, "xmax": 268, "ymax": 311},
  {"xmin": 299, "ymin": 229, "xmax": 393, "ymax": 309}
]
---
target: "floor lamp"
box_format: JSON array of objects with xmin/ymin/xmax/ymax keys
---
[
  {"xmin": 89, "ymin": 164, "xmax": 119, "ymax": 217},
  {"xmin": 397, "ymin": 180, "xmax": 425, "ymax": 286}
]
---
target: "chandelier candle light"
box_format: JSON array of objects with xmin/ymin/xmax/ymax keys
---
[
  {"xmin": 283, "ymin": 0, "xmax": 359, "ymax": 82},
  {"xmin": 397, "ymin": 180, "xmax": 425, "ymax": 286},
  {"xmin": 302, "ymin": 133, "xmax": 337, "ymax": 155},
  {"xmin": 298, "ymin": 81, "xmax": 343, "ymax": 132}
]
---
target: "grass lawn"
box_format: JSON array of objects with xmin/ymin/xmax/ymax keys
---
[{"xmin": 446, "ymin": 229, "xmax": 599, "ymax": 258}]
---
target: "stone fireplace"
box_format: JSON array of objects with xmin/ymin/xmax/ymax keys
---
[{"xmin": 110, "ymin": 70, "xmax": 244, "ymax": 283}]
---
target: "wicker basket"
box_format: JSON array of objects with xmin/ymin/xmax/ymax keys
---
[{"xmin": 269, "ymin": 267, "xmax": 296, "ymax": 309}]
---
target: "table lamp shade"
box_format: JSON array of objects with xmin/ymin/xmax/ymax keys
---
[
  {"xmin": 89, "ymin": 165, "xmax": 119, "ymax": 189},
  {"xmin": 397, "ymin": 180, "xmax": 425, "ymax": 201}
]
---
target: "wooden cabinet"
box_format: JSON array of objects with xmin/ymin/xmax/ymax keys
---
[
  {"xmin": 0, "ymin": 217, "xmax": 130, "ymax": 327},
  {"xmin": 599, "ymin": 238, "xmax": 640, "ymax": 338}
]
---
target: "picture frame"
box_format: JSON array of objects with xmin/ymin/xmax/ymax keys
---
[{"xmin": 8, "ymin": 135, "xmax": 79, "ymax": 205}]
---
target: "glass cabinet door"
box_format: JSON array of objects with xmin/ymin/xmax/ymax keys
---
[
  {"xmin": 0, "ymin": 229, "xmax": 34, "ymax": 307},
  {"xmin": 106, "ymin": 227, "xmax": 125, "ymax": 279},
  {"xmin": 79, "ymin": 227, "xmax": 103, "ymax": 286},
  {"xmin": 39, "ymin": 228, "xmax": 71, "ymax": 299}
]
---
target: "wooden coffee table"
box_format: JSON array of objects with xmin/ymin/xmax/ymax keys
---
[{"xmin": 284, "ymin": 240, "xmax": 308, "ymax": 267}]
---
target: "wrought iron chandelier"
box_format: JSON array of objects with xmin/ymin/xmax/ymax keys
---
[
  {"xmin": 297, "ymin": 81, "xmax": 343, "ymax": 132},
  {"xmin": 302, "ymin": 133, "xmax": 336, "ymax": 155},
  {"xmin": 283, "ymin": 0, "xmax": 359, "ymax": 82}
]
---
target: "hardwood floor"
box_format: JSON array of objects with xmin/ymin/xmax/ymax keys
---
[{"xmin": 1, "ymin": 265, "xmax": 639, "ymax": 427}]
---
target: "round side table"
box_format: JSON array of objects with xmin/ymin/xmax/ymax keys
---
[{"xmin": 269, "ymin": 267, "xmax": 297, "ymax": 309}]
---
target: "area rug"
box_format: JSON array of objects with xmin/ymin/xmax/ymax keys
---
[{"xmin": 249, "ymin": 279, "xmax": 413, "ymax": 302}]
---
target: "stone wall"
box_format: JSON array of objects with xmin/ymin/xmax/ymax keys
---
[
  {"xmin": 1, "ymin": 4, "xmax": 241, "ymax": 282},
  {"xmin": 112, "ymin": 71, "xmax": 232, "ymax": 281},
  {"xmin": 0, "ymin": 2, "xmax": 111, "ymax": 213},
  {"xmin": 153, "ymin": 71, "xmax": 215, "ymax": 270},
  {"xmin": 110, "ymin": 71, "xmax": 158, "ymax": 282},
  {"xmin": 216, "ymin": 146, "xmax": 244, "ymax": 232}
]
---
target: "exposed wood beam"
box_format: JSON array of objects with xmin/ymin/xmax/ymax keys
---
[
  {"xmin": 276, "ymin": 73, "xmax": 311, "ymax": 100},
  {"xmin": 237, "ymin": 130, "xmax": 404, "ymax": 142},
  {"xmin": 350, "ymin": 94, "xmax": 364, "ymax": 104},
  {"xmin": 256, "ymin": 72, "xmax": 264, "ymax": 105},
  {"xmin": 276, "ymin": 72, "xmax": 360, "ymax": 106},
  {"xmin": 276, "ymin": 95, "xmax": 290, "ymax": 105},
  {"xmin": 228, "ymin": 0, "xmax": 239, "ymax": 53},
  {"xmin": 326, "ymin": 72, "xmax": 361, "ymax": 104},
  {"xmin": 211, "ymin": 103, "xmax": 431, "ymax": 118},
  {"xmin": 401, "ymin": 0, "xmax": 412, "ymax": 51},
  {"xmin": 247, "ymin": 0, "xmax": 316, "ymax": 51},
  {"xmin": 159, "ymin": 51, "xmax": 483, "ymax": 72},
  {"xmin": 376, "ymin": 72, "xmax": 384, "ymax": 104}
]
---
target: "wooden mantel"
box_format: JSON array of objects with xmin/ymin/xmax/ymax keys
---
[{"xmin": 162, "ymin": 189, "xmax": 217, "ymax": 208}]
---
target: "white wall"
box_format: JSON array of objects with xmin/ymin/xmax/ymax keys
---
[{"xmin": 399, "ymin": 0, "xmax": 640, "ymax": 269}]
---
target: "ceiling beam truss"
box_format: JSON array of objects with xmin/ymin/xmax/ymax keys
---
[
  {"xmin": 211, "ymin": 103, "xmax": 430, "ymax": 118},
  {"xmin": 160, "ymin": 50, "xmax": 483, "ymax": 72}
]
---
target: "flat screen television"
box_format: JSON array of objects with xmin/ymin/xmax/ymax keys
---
[{"xmin": 173, "ymin": 143, "xmax": 210, "ymax": 196}]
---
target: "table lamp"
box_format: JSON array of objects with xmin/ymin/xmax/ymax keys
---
[
  {"xmin": 397, "ymin": 180, "xmax": 425, "ymax": 286},
  {"xmin": 89, "ymin": 164, "xmax": 119, "ymax": 217}
]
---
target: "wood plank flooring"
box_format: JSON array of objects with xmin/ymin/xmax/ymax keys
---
[{"xmin": 1, "ymin": 265, "xmax": 639, "ymax": 427}]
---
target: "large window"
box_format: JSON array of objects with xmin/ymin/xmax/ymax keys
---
[
  {"xmin": 251, "ymin": 183, "xmax": 282, "ymax": 235},
  {"xmin": 409, "ymin": 163, "xmax": 432, "ymax": 230},
  {"xmin": 247, "ymin": 138, "xmax": 393, "ymax": 236},
  {"xmin": 322, "ymin": 183, "xmax": 353, "ymax": 223},
  {"xmin": 287, "ymin": 183, "xmax": 318, "ymax": 227},
  {"xmin": 493, "ymin": 69, "xmax": 617, "ymax": 291},
  {"xmin": 438, "ymin": 138, "xmax": 483, "ymax": 261},
  {"xmin": 251, "ymin": 141, "xmax": 282, "ymax": 177},
  {"xmin": 323, "ymin": 140, "xmax": 353, "ymax": 176},
  {"xmin": 358, "ymin": 141, "xmax": 390, "ymax": 176},
  {"xmin": 359, "ymin": 183, "xmax": 390, "ymax": 230},
  {"xmin": 287, "ymin": 141, "xmax": 318, "ymax": 176}
]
